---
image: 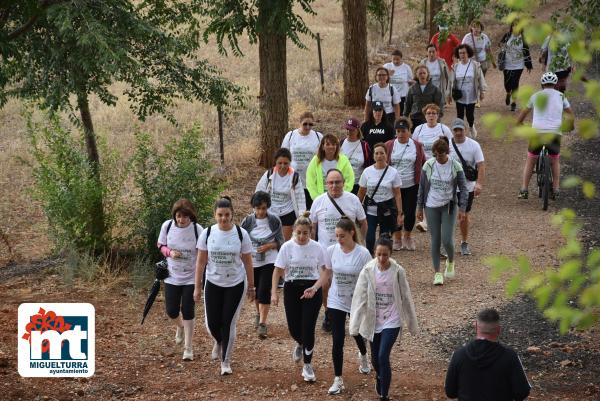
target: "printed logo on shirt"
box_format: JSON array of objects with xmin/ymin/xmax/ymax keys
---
[{"xmin": 18, "ymin": 303, "xmax": 95, "ymax": 377}]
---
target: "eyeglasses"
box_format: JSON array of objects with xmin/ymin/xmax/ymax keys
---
[
  {"xmin": 302, "ymin": 122, "xmax": 314, "ymax": 127},
  {"xmin": 376, "ymin": 74, "xmax": 388, "ymax": 77},
  {"xmin": 426, "ymin": 112, "xmax": 438, "ymax": 115},
  {"xmin": 326, "ymin": 180, "xmax": 343, "ymax": 185}
]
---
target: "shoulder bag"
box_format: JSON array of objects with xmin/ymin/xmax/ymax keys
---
[
  {"xmin": 451, "ymin": 139, "xmax": 478, "ymax": 181},
  {"xmin": 452, "ymin": 60, "xmax": 471, "ymax": 101}
]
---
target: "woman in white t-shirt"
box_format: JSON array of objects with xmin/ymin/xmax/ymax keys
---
[
  {"xmin": 416, "ymin": 138, "xmax": 468, "ymax": 286},
  {"xmin": 499, "ymin": 22, "xmax": 533, "ymax": 111},
  {"xmin": 272, "ymin": 212, "xmax": 327, "ymax": 383},
  {"xmin": 385, "ymin": 117, "xmax": 426, "ymax": 251},
  {"xmin": 357, "ymin": 143, "xmax": 404, "ymax": 254},
  {"xmin": 193, "ymin": 197, "xmax": 255, "ymax": 376},
  {"xmin": 157, "ymin": 198, "xmax": 203, "ymax": 361},
  {"xmin": 452, "ymin": 44, "xmax": 487, "ymax": 138},
  {"xmin": 341, "ymin": 117, "xmax": 372, "ymax": 194},
  {"xmin": 281, "ymin": 111, "xmax": 323, "ymax": 209},
  {"xmin": 461, "ymin": 20, "xmax": 493, "ymax": 76},
  {"xmin": 412, "ymin": 103, "xmax": 453, "ymax": 159},
  {"xmin": 383, "ymin": 49, "xmax": 415, "ymax": 115},
  {"xmin": 307, "ymin": 218, "xmax": 372, "ymax": 395},
  {"xmin": 420, "ymin": 43, "xmax": 451, "ymax": 104},
  {"xmin": 349, "ymin": 237, "xmax": 418, "ymax": 401},
  {"xmin": 240, "ymin": 191, "xmax": 284, "ymax": 340},
  {"xmin": 364, "ymin": 67, "xmax": 401, "ymax": 127},
  {"xmin": 256, "ymin": 147, "xmax": 307, "ymax": 240}
]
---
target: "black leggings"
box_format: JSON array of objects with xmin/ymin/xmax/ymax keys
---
[
  {"xmin": 164, "ymin": 283, "xmax": 195, "ymax": 320},
  {"xmin": 456, "ymin": 102, "xmax": 476, "ymax": 127},
  {"xmin": 503, "ymin": 69, "xmax": 523, "ymax": 94},
  {"xmin": 204, "ymin": 279, "xmax": 245, "ymax": 362},
  {"xmin": 253, "ymin": 264, "xmax": 274, "ymax": 304},
  {"xmin": 329, "ymin": 308, "xmax": 367, "ymax": 376},
  {"xmin": 283, "ymin": 280, "xmax": 322, "ymax": 364},
  {"xmin": 397, "ymin": 184, "xmax": 418, "ymax": 232}
]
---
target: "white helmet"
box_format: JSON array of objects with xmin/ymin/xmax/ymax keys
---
[{"xmin": 541, "ymin": 72, "xmax": 558, "ymax": 85}]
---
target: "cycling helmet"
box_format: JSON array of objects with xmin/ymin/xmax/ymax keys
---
[{"xmin": 540, "ymin": 72, "xmax": 558, "ymax": 85}]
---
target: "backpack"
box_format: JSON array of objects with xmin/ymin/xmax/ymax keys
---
[
  {"xmin": 267, "ymin": 167, "xmax": 300, "ymax": 192},
  {"xmin": 369, "ymin": 83, "xmax": 394, "ymax": 100},
  {"xmin": 165, "ymin": 220, "xmax": 199, "ymax": 242}
]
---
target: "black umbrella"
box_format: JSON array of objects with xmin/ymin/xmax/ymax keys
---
[
  {"xmin": 141, "ymin": 279, "xmax": 161, "ymax": 325},
  {"xmin": 141, "ymin": 260, "xmax": 169, "ymax": 325}
]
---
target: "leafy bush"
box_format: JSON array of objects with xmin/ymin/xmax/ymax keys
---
[
  {"xmin": 132, "ymin": 125, "xmax": 223, "ymax": 260},
  {"xmin": 367, "ymin": 0, "xmax": 392, "ymax": 39},
  {"xmin": 25, "ymin": 112, "xmax": 116, "ymax": 253}
]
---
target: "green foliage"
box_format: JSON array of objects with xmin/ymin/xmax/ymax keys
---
[
  {"xmin": 197, "ymin": 0, "xmax": 316, "ymax": 56},
  {"xmin": 483, "ymin": 0, "xmax": 600, "ymax": 334},
  {"xmin": 433, "ymin": 0, "xmax": 489, "ymax": 32},
  {"xmin": 24, "ymin": 111, "xmax": 117, "ymax": 253},
  {"xmin": 132, "ymin": 125, "xmax": 223, "ymax": 260},
  {"xmin": 367, "ymin": 0, "xmax": 392, "ymax": 39}
]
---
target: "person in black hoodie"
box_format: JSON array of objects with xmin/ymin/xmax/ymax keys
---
[
  {"xmin": 445, "ymin": 308, "xmax": 531, "ymax": 401},
  {"xmin": 361, "ymin": 101, "xmax": 395, "ymax": 152}
]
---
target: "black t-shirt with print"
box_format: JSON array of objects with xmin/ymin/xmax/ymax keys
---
[{"xmin": 361, "ymin": 120, "xmax": 395, "ymax": 152}]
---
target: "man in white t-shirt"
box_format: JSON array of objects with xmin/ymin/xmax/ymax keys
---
[
  {"xmin": 516, "ymin": 72, "xmax": 574, "ymax": 200},
  {"xmin": 449, "ymin": 118, "xmax": 485, "ymax": 256},
  {"xmin": 310, "ymin": 169, "xmax": 367, "ymax": 331}
]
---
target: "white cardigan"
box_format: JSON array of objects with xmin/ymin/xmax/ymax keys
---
[{"xmin": 349, "ymin": 258, "xmax": 418, "ymax": 341}]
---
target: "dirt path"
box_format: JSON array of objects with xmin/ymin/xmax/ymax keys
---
[{"xmin": 1, "ymin": 1, "xmax": 599, "ymax": 400}]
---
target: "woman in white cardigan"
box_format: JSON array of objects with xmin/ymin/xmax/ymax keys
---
[{"xmin": 349, "ymin": 236, "xmax": 418, "ymax": 401}]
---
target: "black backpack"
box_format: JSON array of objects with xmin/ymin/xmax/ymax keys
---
[
  {"xmin": 205, "ymin": 224, "xmax": 243, "ymax": 244},
  {"xmin": 165, "ymin": 220, "xmax": 199, "ymax": 241}
]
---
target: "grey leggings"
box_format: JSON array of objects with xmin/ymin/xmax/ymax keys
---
[{"xmin": 424, "ymin": 203, "xmax": 457, "ymax": 271}]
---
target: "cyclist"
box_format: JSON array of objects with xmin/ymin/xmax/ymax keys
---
[{"xmin": 516, "ymin": 72, "xmax": 574, "ymax": 200}]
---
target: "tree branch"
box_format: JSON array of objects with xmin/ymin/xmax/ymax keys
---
[{"xmin": 5, "ymin": 0, "xmax": 68, "ymax": 40}]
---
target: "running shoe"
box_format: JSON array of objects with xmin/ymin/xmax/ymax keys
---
[
  {"xmin": 175, "ymin": 325, "xmax": 184, "ymax": 345},
  {"xmin": 328, "ymin": 376, "xmax": 344, "ymax": 394},
  {"xmin": 404, "ymin": 237, "xmax": 416, "ymax": 251},
  {"xmin": 460, "ymin": 241, "xmax": 472, "ymax": 256},
  {"xmin": 433, "ymin": 272, "xmax": 444, "ymax": 285},
  {"xmin": 393, "ymin": 240, "xmax": 403, "ymax": 251},
  {"xmin": 257, "ymin": 323, "xmax": 268, "ymax": 339},
  {"xmin": 293, "ymin": 343, "xmax": 303, "ymax": 363},
  {"xmin": 322, "ymin": 309, "xmax": 332, "ymax": 332},
  {"xmin": 220, "ymin": 361, "xmax": 232, "ymax": 375},
  {"xmin": 254, "ymin": 314, "xmax": 260, "ymax": 329},
  {"xmin": 471, "ymin": 125, "xmax": 478, "ymax": 138},
  {"xmin": 358, "ymin": 352, "xmax": 371, "ymax": 374},
  {"xmin": 445, "ymin": 260, "xmax": 456, "ymax": 279},
  {"xmin": 511, "ymin": 103, "xmax": 516, "ymax": 112},
  {"xmin": 211, "ymin": 341, "xmax": 221, "ymax": 361},
  {"xmin": 505, "ymin": 93, "xmax": 511, "ymax": 106},
  {"xmin": 415, "ymin": 221, "xmax": 428, "ymax": 232},
  {"xmin": 182, "ymin": 347, "xmax": 193, "ymax": 361},
  {"xmin": 475, "ymin": 101, "xmax": 481, "ymax": 108},
  {"xmin": 440, "ymin": 247, "xmax": 448, "ymax": 259},
  {"xmin": 518, "ymin": 189, "xmax": 528, "ymax": 199},
  {"xmin": 302, "ymin": 363, "xmax": 316, "ymax": 382}
]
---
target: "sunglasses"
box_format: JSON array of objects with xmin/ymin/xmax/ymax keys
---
[{"xmin": 302, "ymin": 122, "xmax": 314, "ymax": 127}]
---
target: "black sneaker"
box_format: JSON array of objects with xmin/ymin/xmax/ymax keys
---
[
  {"xmin": 518, "ymin": 189, "xmax": 529, "ymax": 199},
  {"xmin": 505, "ymin": 93, "xmax": 511, "ymax": 106},
  {"xmin": 511, "ymin": 103, "xmax": 516, "ymax": 112},
  {"xmin": 322, "ymin": 309, "xmax": 332, "ymax": 332}
]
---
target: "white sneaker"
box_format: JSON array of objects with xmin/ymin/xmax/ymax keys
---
[
  {"xmin": 471, "ymin": 125, "xmax": 478, "ymax": 138},
  {"xmin": 211, "ymin": 341, "xmax": 221, "ymax": 361},
  {"xmin": 220, "ymin": 361, "xmax": 232, "ymax": 375},
  {"xmin": 415, "ymin": 221, "xmax": 428, "ymax": 232},
  {"xmin": 182, "ymin": 347, "xmax": 193, "ymax": 361},
  {"xmin": 358, "ymin": 352, "xmax": 371, "ymax": 374},
  {"xmin": 328, "ymin": 376, "xmax": 344, "ymax": 394},
  {"xmin": 175, "ymin": 326, "xmax": 184, "ymax": 345},
  {"xmin": 292, "ymin": 343, "xmax": 302, "ymax": 363},
  {"xmin": 302, "ymin": 363, "xmax": 316, "ymax": 382}
]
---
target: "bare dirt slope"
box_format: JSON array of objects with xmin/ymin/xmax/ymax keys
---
[{"xmin": 1, "ymin": 0, "xmax": 599, "ymax": 400}]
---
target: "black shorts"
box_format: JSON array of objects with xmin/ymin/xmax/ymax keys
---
[
  {"xmin": 279, "ymin": 210, "xmax": 297, "ymax": 226},
  {"xmin": 458, "ymin": 191, "xmax": 475, "ymax": 213},
  {"xmin": 528, "ymin": 133, "xmax": 561, "ymax": 156}
]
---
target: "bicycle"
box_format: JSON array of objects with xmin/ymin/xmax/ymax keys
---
[{"xmin": 534, "ymin": 145, "xmax": 552, "ymax": 210}]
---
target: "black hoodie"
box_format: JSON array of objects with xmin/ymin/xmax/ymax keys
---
[{"xmin": 445, "ymin": 339, "xmax": 531, "ymax": 401}]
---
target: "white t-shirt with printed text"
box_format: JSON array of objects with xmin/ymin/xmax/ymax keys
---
[
  {"xmin": 274, "ymin": 239, "xmax": 326, "ymax": 282},
  {"xmin": 249, "ymin": 217, "xmax": 278, "ymax": 267},
  {"xmin": 197, "ymin": 225, "xmax": 253, "ymax": 287},
  {"xmin": 449, "ymin": 137, "xmax": 484, "ymax": 192},
  {"xmin": 426, "ymin": 60, "xmax": 442, "ymax": 90},
  {"xmin": 359, "ymin": 165, "xmax": 402, "ymax": 216},
  {"xmin": 341, "ymin": 139, "xmax": 365, "ymax": 185},
  {"xmin": 390, "ymin": 138, "xmax": 418, "ymax": 188},
  {"xmin": 281, "ymin": 129, "xmax": 323, "ymax": 185},
  {"xmin": 310, "ymin": 192, "xmax": 366, "ymax": 248},
  {"xmin": 365, "ymin": 84, "xmax": 401, "ymax": 114},
  {"xmin": 412, "ymin": 123, "xmax": 453, "ymax": 159},
  {"xmin": 375, "ymin": 266, "xmax": 401, "ymax": 333},
  {"xmin": 425, "ymin": 160, "xmax": 454, "ymax": 208},
  {"xmin": 383, "ymin": 62, "xmax": 413, "ymax": 97},
  {"xmin": 462, "ymin": 32, "xmax": 491, "ymax": 63},
  {"xmin": 158, "ymin": 221, "xmax": 204, "ymax": 286},
  {"xmin": 326, "ymin": 244, "xmax": 372, "ymax": 313},
  {"xmin": 256, "ymin": 169, "xmax": 296, "ymax": 216},
  {"xmin": 454, "ymin": 62, "xmax": 477, "ymax": 104}
]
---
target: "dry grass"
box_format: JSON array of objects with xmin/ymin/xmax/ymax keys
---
[{"xmin": 0, "ymin": 0, "xmax": 439, "ymax": 265}]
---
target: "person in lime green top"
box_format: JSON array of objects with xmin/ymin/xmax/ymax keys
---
[{"xmin": 305, "ymin": 134, "xmax": 354, "ymax": 200}]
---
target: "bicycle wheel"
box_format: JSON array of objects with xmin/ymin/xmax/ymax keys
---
[{"xmin": 542, "ymin": 155, "xmax": 551, "ymax": 210}]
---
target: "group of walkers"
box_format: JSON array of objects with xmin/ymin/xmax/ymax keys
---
[{"xmin": 149, "ymin": 19, "xmax": 580, "ymax": 401}]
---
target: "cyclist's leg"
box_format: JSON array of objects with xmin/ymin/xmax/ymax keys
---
[
  {"xmin": 521, "ymin": 139, "xmax": 541, "ymax": 191},
  {"xmin": 548, "ymin": 135, "xmax": 561, "ymax": 192}
]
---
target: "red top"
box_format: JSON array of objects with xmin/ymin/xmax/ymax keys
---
[{"xmin": 431, "ymin": 32, "xmax": 460, "ymax": 71}]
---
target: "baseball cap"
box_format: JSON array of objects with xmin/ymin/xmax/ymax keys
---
[
  {"xmin": 452, "ymin": 118, "xmax": 466, "ymax": 130},
  {"xmin": 394, "ymin": 120, "xmax": 410, "ymax": 130},
  {"xmin": 373, "ymin": 101, "xmax": 384, "ymax": 111},
  {"xmin": 343, "ymin": 117, "xmax": 361, "ymax": 130}
]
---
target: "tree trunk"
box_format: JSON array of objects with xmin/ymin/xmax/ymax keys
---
[
  {"xmin": 342, "ymin": 0, "xmax": 368, "ymax": 107},
  {"xmin": 429, "ymin": 0, "xmax": 442, "ymax": 40},
  {"xmin": 258, "ymin": 29, "xmax": 288, "ymax": 168},
  {"xmin": 77, "ymin": 92, "xmax": 106, "ymax": 253}
]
